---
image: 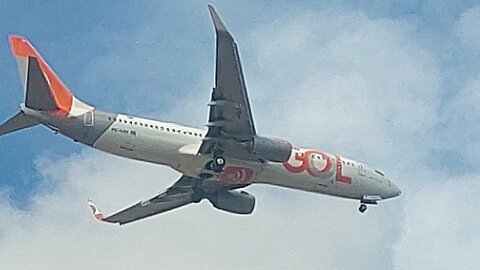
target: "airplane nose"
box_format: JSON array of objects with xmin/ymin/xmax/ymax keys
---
[{"xmin": 384, "ymin": 180, "xmax": 401, "ymax": 199}]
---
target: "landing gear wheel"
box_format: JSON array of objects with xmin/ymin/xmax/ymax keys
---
[
  {"xmin": 215, "ymin": 157, "xmax": 225, "ymax": 167},
  {"xmin": 359, "ymin": 204, "xmax": 367, "ymax": 213},
  {"xmin": 206, "ymin": 156, "xmax": 226, "ymax": 172},
  {"xmin": 212, "ymin": 156, "xmax": 225, "ymax": 172}
]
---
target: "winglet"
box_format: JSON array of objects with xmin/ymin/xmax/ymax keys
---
[
  {"xmin": 207, "ymin": 5, "xmax": 232, "ymax": 38},
  {"xmin": 87, "ymin": 199, "xmax": 105, "ymax": 221}
]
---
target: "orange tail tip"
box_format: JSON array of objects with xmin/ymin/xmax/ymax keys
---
[
  {"xmin": 9, "ymin": 35, "xmax": 74, "ymax": 116},
  {"xmin": 9, "ymin": 35, "xmax": 40, "ymax": 58},
  {"xmin": 87, "ymin": 199, "xmax": 104, "ymax": 221}
]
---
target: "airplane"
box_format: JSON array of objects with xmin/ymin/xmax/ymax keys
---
[{"xmin": 0, "ymin": 5, "xmax": 401, "ymax": 225}]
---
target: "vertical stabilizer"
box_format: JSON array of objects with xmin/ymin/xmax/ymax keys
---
[
  {"xmin": 8, "ymin": 35, "xmax": 94, "ymax": 117},
  {"xmin": 25, "ymin": 57, "xmax": 58, "ymax": 111}
]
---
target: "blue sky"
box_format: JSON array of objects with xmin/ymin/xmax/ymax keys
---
[{"xmin": 1, "ymin": 1, "xmax": 480, "ymax": 269}]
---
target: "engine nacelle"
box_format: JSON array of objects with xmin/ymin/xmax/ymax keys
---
[
  {"xmin": 208, "ymin": 190, "xmax": 255, "ymax": 215},
  {"xmin": 250, "ymin": 136, "xmax": 293, "ymax": 163}
]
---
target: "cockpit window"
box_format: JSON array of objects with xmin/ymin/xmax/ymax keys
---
[{"xmin": 374, "ymin": 170, "xmax": 385, "ymax": 177}]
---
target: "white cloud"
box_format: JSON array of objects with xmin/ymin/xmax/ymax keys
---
[
  {"xmin": 1, "ymin": 3, "xmax": 479, "ymax": 270},
  {"xmin": 394, "ymin": 174, "xmax": 480, "ymax": 270},
  {"xmin": 444, "ymin": 75, "xmax": 480, "ymax": 167},
  {"xmin": 248, "ymin": 9, "xmax": 441, "ymax": 174}
]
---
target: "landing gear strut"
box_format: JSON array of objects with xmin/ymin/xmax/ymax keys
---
[{"xmin": 358, "ymin": 203, "xmax": 367, "ymax": 213}]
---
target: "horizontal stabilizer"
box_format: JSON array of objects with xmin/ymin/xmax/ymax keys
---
[{"xmin": 0, "ymin": 111, "xmax": 39, "ymax": 137}]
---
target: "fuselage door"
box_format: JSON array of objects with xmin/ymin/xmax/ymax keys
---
[
  {"xmin": 358, "ymin": 163, "xmax": 366, "ymax": 176},
  {"xmin": 83, "ymin": 111, "xmax": 94, "ymax": 126}
]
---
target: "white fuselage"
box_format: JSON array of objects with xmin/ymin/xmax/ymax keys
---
[{"xmin": 93, "ymin": 114, "xmax": 400, "ymax": 201}]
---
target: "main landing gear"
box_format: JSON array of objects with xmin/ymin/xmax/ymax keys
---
[
  {"xmin": 206, "ymin": 156, "xmax": 225, "ymax": 172},
  {"xmin": 206, "ymin": 150, "xmax": 226, "ymax": 173},
  {"xmin": 213, "ymin": 156, "xmax": 225, "ymax": 171}
]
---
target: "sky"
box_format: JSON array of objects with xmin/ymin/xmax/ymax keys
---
[{"xmin": 0, "ymin": 0, "xmax": 479, "ymax": 269}]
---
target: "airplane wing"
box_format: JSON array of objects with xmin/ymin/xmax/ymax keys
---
[
  {"xmin": 198, "ymin": 5, "xmax": 256, "ymax": 156},
  {"xmin": 87, "ymin": 6, "xmax": 257, "ymax": 226},
  {"xmin": 88, "ymin": 176, "xmax": 199, "ymax": 225}
]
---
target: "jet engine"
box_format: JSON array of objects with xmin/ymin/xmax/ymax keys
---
[
  {"xmin": 208, "ymin": 190, "xmax": 255, "ymax": 215},
  {"xmin": 248, "ymin": 136, "xmax": 292, "ymax": 163}
]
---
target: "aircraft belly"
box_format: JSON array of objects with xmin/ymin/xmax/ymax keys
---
[
  {"xmin": 93, "ymin": 122, "xmax": 193, "ymax": 167},
  {"xmin": 177, "ymin": 154, "xmax": 263, "ymax": 185}
]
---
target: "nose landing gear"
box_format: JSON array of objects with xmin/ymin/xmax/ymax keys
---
[{"xmin": 358, "ymin": 196, "xmax": 378, "ymax": 214}]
